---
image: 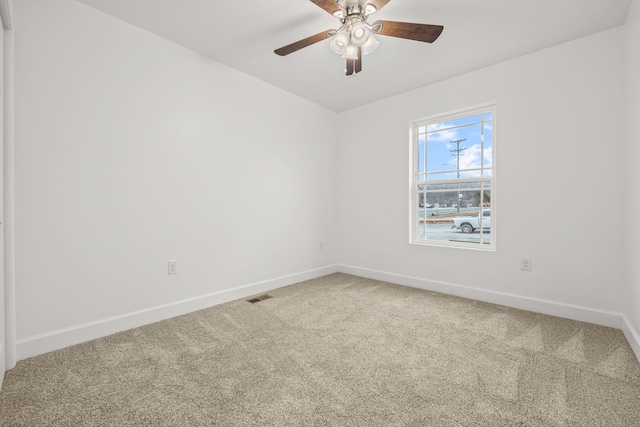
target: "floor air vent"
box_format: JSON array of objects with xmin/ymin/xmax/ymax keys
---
[{"xmin": 247, "ymin": 294, "xmax": 273, "ymax": 304}]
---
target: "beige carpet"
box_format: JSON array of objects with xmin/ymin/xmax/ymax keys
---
[{"xmin": 1, "ymin": 273, "xmax": 639, "ymax": 426}]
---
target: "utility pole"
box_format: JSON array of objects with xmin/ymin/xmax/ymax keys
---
[{"xmin": 450, "ymin": 139, "xmax": 466, "ymax": 213}]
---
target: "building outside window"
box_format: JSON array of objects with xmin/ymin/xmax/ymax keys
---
[{"xmin": 410, "ymin": 103, "xmax": 496, "ymax": 250}]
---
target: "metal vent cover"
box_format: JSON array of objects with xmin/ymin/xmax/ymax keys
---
[{"xmin": 247, "ymin": 294, "xmax": 273, "ymax": 304}]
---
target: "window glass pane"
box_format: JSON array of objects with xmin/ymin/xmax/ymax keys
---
[
  {"xmin": 481, "ymin": 188, "xmax": 492, "ymax": 207},
  {"xmin": 426, "ymin": 140, "xmax": 453, "ymax": 174},
  {"xmin": 449, "ymin": 205, "xmax": 491, "ymax": 242},
  {"xmin": 424, "ymin": 171, "xmax": 458, "ymax": 181},
  {"xmin": 420, "ymin": 190, "xmax": 487, "ymax": 217},
  {"xmin": 428, "ymin": 121, "xmax": 488, "ymax": 178},
  {"xmin": 455, "ymin": 189, "xmax": 482, "ymax": 209},
  {"xmin": 479, "ymin": 207, "xmax": 492, "ymax": 245},
  {"xmin": 483, "ymin": 122, "xmax": 493, "ymax": 169},
  {"xmin": 416, "ymin": 188, "xmax": 426, "ymax": 208},
  {"xmin": 426, "ymin": 183, "xmax": 463, "ymax": 192},
  {"xmin": 458, "ymin": 169, "xmax": 482, "ymax": 179},
  {"xmin": 424, "ymin": 192, "xmax": 446, "ymax": 211},
  {"xmin": 427, "ymin": 190, "xmax": 458, "ymax": 214},
  {"xmin": 449, "ymin": 123, "xmax": 483, "ymax": 175},
  {"xmin": 418, "ymin": 134, "xmax": 426, "ymax": 174},
  {"xmin": 427, "ymin": 114, "xmax": 483, "ymax": 132}
]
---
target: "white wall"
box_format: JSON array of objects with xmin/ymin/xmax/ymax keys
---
[
  {"xmin": 338, "ymin": 28, "xmax": 626, "ymax": 319},
  {"xmin": 13, "ymin": 0, "xmax": 338, "ymax": 356},
  {"xmin": 0, "ymin": 25, "xmax": 4, "ymax": 386},
  {"xmin": 624, "ymin": 0, "xmax": 640, "ymax": 352}
]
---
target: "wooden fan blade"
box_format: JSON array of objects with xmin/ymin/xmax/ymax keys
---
[
  {"xmin": 355, "ymin": 47, "xmax": 362, "ymax": 73},
  {"xmin": 364, "ymin": 0, "xmax": 392, "ymax": 13},
  {"xmin": 346, "ymin": 58, "xmax": 355, "ymax": 76},
  {"xmin": 373, "ymin": 20, "xmax": 443, "ymax": 43},
  {"xmin": 310, "ymin": 0, "xmax": 345, "ymax": 16},
  {"xmin": 274, "ymin": 30, "xmax": 333, "ymax": 56}
]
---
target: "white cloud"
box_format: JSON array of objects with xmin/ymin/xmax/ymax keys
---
[
  {"xmin": 483, "ymin": 146, "xmax": 492, "ymax": 168},
  {"xmin": 427, "ymin": 123, "xmax": 459, "ymax": 142},
  {"xmin": 459, "ymin": 144, "xmax": 482, "ymax": 170}
]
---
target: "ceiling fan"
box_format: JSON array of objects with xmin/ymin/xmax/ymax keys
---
[{"xmin": 274, "ymin": 0, "xmax": 443, "ymax": 76}]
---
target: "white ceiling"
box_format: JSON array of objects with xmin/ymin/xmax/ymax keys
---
[{"xmin": 77, "ymin": 0, "xmax": 632, "ymax": 112}]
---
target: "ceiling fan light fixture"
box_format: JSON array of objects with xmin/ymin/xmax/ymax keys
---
[
  {"xmin": 361, "ymin": 34, "xmax": 379, "ymax": 55},
  {"xmin": 350, "ymin": 21, "xmax": 370, "ymax": 47},
  {"xmin": 330, "ymin": 30, "xmax": 349, "ymax": 55}
]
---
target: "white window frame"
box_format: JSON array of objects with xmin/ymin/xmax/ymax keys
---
[{"xmin": 409, "ymin": 103, "xmax": 496, "ymax": 250}]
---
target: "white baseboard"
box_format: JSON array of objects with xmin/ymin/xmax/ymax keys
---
[
  {"xmin": 16, "ymin": 265, "xmax": 339, "ymax": 361},
  {"xmin": 622, "ymin": 314, "xmax": 640, "ymax": 363},
  {"xmin": 14, "ymin": 264, "xmax": 640, "ymax": 366},
  {"xmin": 339, "ymin": 264, "xmax": 624, "ymax": 330}
]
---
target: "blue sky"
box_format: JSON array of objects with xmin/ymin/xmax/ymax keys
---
[{"xmin": 418, "ymin": 113, "xmax": 493, "ymax": 181}]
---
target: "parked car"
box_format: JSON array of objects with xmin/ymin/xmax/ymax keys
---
[{"xmin": 451, "ymin": 209, "xmax": 491, "ymax": 233}]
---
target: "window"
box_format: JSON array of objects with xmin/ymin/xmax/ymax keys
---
[{"xmin": 410, "ymin": 104, "xmax": 496, "ymax": 249}]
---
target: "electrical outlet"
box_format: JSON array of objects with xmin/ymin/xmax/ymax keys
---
[
  {"xmin": 520, "ymin": 257, "xmax": 532, "ymax": 271},
  {"xmin": 168, "ymin": 260, "xmax": 178, "ymax": 275}
]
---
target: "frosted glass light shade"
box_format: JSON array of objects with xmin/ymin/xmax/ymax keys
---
[
  {"xmin": 330, "ymin": 31, "xmax": 349, "ymax": 55},
  {"xmin": 350, "ymin": 21, "xmax": 369, "ymax": 47},
  {"xmin": 362, "ymin": 35, "xmax": 379, "ymax": 55}
]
